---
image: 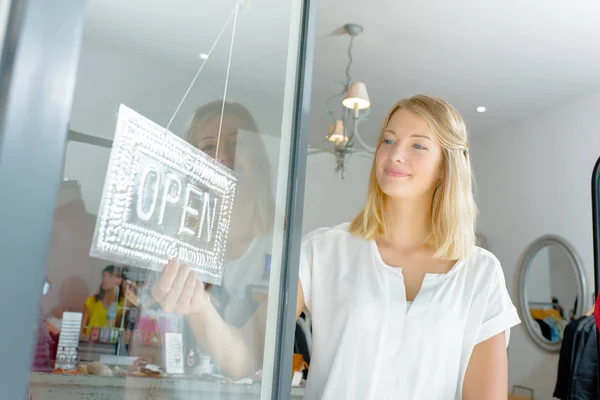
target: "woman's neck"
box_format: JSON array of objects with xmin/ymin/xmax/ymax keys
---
[
  {"xmin": 101, "ymin": 288, "xmax": 116, "ymax": 304},
  {"xmin": 380, "ymin": 195, "xmax": 434, "ymax": 250}
]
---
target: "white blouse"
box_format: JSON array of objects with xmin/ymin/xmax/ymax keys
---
[{"xmin": 299, "ymin": 224, "xmax": 521, "ymax": 400}]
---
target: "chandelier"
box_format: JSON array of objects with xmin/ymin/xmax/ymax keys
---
[{"xmin": 308, "ymin": 23, "xmax": 374, "ymax": 179}]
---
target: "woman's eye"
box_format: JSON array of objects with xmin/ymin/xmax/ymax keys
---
[
  {"xmin": 202, "ymin": 144, "xmax": 216, "ymax": 152},
  {"xmin": 383, "ymin": 139, "xmax": 394, "ymax": 145},
  {"xmin": 413, "ymin": 143, "xmax": 427, "ymax": 150}
]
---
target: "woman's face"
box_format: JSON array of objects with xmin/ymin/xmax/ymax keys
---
[
  {"xmin": 101, "ymin": 271, "xmax": 121, "ymax": 291},
  {"xmin": 375, "ymin": 109, "xmax": 444, "ymax": 200},
  {"xmin": 193, "ymin": 115, "xmax": 248, "ymax": 172}
]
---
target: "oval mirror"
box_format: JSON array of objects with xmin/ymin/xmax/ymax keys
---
[{"xmin": 518, "ymin": 235, "xmax": 588, "ymax": 352}]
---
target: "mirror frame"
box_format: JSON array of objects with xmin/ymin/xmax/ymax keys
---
[{"xmin": 517, "ymin": 235, "xmax": 588, "ymax": 352}]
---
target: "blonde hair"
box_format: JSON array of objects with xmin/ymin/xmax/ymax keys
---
[
  {"xmin": 186, "ymin": 100, "xmax": 275, "ymax": 237},
  {"xmin": 349, "ymin": 95, "xmax": 477, "ymax": 260}
]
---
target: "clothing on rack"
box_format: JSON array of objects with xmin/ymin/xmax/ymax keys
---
[
  {"xmin": 534, "ymin": 318, "xmax": 552, "ymax": 341},
  {"xmin": 553, "ymin": 315, "xmax": 597, "ymax": 400},
  {"xmin": 531, "ymin": 307, "xmax": 566, "ymax": 341}
]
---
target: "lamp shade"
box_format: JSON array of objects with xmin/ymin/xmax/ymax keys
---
[
  {"xmin": 342, "ymin": 82, "xmax": 370, "ymax": 110},
  {"xmin": 327, "ymin": 120, "xmax": 346, "ymax": 144}
]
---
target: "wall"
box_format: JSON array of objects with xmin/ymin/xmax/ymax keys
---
[
  {"xmin": 470, "ymin": 89, "xmax": 600, "ymax": 400},
  {"xmin": 301, "ymin": 152, "xmax": 372, "ymax": 234}
]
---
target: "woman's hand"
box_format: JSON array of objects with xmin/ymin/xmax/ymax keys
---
[{"xmin": 150, "ymin": 260, "xmax": 211, "ymax": 315}]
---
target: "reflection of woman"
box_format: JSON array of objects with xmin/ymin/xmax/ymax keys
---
[
  {"xmin": 81, "ymin": 265, "xmax": 125, "ymax": 335},
  {"xmin": 187, "ymin": 100, "xmax": 275, "ymax": 254},
  {"xmin": 145, "ymin": 101, "xmax": 275, "ymax": 378},
  {"xmin": 185, "ymin": 100, "xmax": 275, "ymax": 327}
]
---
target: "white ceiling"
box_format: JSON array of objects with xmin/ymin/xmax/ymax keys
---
[{"xmin": 82, "ymin": 0, "xmax": 600, "ymax": 145}]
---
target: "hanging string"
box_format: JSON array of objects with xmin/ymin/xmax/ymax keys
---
[
  {"xmin": 215, "ymin": 2, "xmax": 240, "ymax": 163},
  {"xmin": 164, "ymin": 4, "xmax": 239, "ymax": 133}
]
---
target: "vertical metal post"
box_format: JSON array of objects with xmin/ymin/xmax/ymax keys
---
[
  {"xmin": 0, "ymin": 0, "xmax": 86, "ymax": 398},
  {"xmin": 270, "ymin": 0, "xmax": 317, "ymax": 398}
]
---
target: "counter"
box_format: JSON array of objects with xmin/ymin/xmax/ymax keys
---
[{"xmin": 29, "ymin": 372, "xmax": 305, "ymax": 399}]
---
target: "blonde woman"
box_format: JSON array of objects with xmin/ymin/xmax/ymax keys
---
[
  {"xmin": 296, "ymin": 95, "xmax": 520, "ymax": 399},
  {"xmin": 152, "ymin": 95, "xmax": 520, "ymax": 398}
]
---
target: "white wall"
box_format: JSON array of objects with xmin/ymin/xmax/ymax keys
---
[
  {"xmin": 301, "ymin": 152, "xmax": 371, "ymax": 234},
  {"xmin": 471, "ymin": 89, "xmax": 600, "ymax": 400}
]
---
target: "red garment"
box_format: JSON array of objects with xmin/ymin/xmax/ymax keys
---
[{"xmin": 595, "ymin": 292, "xmax": 600, "ymax": 332}]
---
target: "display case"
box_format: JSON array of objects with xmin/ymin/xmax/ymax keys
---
[{"xmin": 0, "ymin": 0, "xmax": 315, "ymax": 399}]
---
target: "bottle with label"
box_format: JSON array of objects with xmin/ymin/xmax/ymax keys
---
[{"xmin": 106, "ymin": 302, "xmax": 117, "ymax": 328}]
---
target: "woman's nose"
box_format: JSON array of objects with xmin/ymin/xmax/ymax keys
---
[
  {"xmin": 217, "ymin": 141, "xmax": 235, "ymax": 169},
  {"xmin": 390, "ymin": 144, "xmax": 406, "ymax": 163}
]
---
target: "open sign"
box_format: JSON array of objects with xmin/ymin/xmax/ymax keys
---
[{"xmin": 91, "ymin": 105, "xmax": 237, "ymax": 285}]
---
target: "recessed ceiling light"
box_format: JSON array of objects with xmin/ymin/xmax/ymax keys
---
[
  {"xmin": 198, "ymin": 53, "xmax": 209, "ymax": 60},
  {"xmin": 476, "ymin": 106, "xmax": 486, "ymax": 113}
]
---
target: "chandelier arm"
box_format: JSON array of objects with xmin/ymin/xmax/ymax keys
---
[
  {"xmin": 307, "ymin": 148, "xmax": 335, "ymax": 156},
  {"xmin": 324, "ymin": 85, "xmax": 348, "ymax": 123},
  {"xmin": 307, "ymin": 137, "xmax": 330, "ymax": 148},
  {"xmin": 348, "ymin": 150, "xmax": 375, "ymax": 157},
  {"xmin": 351, "ymin": 128, "xmax": 376, "ymax": 153},
  {"xmin": 357, "ymin": 106, "xmax": 371, "ymax": 121}
]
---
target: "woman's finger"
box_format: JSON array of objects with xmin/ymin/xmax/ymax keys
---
[
  {"xmin": 177, "ymin": 272, "xmax": 197, "ymax": 312},
  {"xmin": 160, "ymin": 264, "xmax": 191, "ymax": 313},
  {"xmin": 157, "ymin": 259, "xmax": 180, "ymax": 295},
  {"xmin": 171, "ymin": 263, "xmax": 191, "ymax": 298}
]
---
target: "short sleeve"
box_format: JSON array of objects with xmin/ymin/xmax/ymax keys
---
[
  {"xmin": 298, "ymin": 228, "xmax": 329, "ymax": 315},
  {"xmin": 298, "ymin": 237, "xmax": 314, "ymax": 314},
  {"xmin": 476, "ymin": 260, "xmax": 521, "ymax": 347},
  {"xmin": 85, "ymin": 296, "xmax": 95, "ymax": 311}
]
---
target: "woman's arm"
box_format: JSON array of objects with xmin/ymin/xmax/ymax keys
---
[
  {"xmin": 462, "ymin": 332, "xmax": 508, "ymax": 400},
  {"xmin": 151, "ymin": 260, "xmax": 276, "ymax": 379}
]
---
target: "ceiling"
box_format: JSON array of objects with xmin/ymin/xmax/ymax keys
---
[{"xmin": 82, "ymin": 0, "xmax": 600, "ymax": 146}]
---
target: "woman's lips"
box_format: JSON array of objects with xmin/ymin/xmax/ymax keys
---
[{"xmin": 384, "ymin": 168, "xmax": 411, "ymax": 178}]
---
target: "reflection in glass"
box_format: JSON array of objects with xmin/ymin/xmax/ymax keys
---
[
  {"xmin": 131, "ymin": 100, "xmax": 277, "ymax": 381},
  {"xmin": 526, "ymin": 244, "xmax": 579, "ymax": 343},
  {"xmin": 30, "ymin": 0, "xmax": 302, "ymax": 397}
]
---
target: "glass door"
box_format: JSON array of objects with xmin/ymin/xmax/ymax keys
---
[{"xmin": 0, "ymin": 0, "xmax": 315, "ymax": 399}]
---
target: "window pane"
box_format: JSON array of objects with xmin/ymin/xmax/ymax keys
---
[{"xmin": 29, "ymin": 1, "xmax": 305, "ymax": 398}]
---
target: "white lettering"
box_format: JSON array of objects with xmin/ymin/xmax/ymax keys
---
[
  {"xmin": 137, "ymin": 166, "xmax": 160, "ymax": 221},
  {"xmin": 179, "ymin": 184, "xmax": 202, "ymax": 237},
  {"xmin": 158, "ymin": 173, "xmax": 182, "ymax": 225},
  {"xmin": 197, "ymin": 193, "xmax": 218, "ymax": 243}
]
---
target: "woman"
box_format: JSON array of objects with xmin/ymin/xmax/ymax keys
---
[
  {"xmin": 81, "ymin": 265, "xmax": 125, "ymax": 336},
  {"xmin": 152, "ymin": 95, "xmax": 521, "ymax": 398}
]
